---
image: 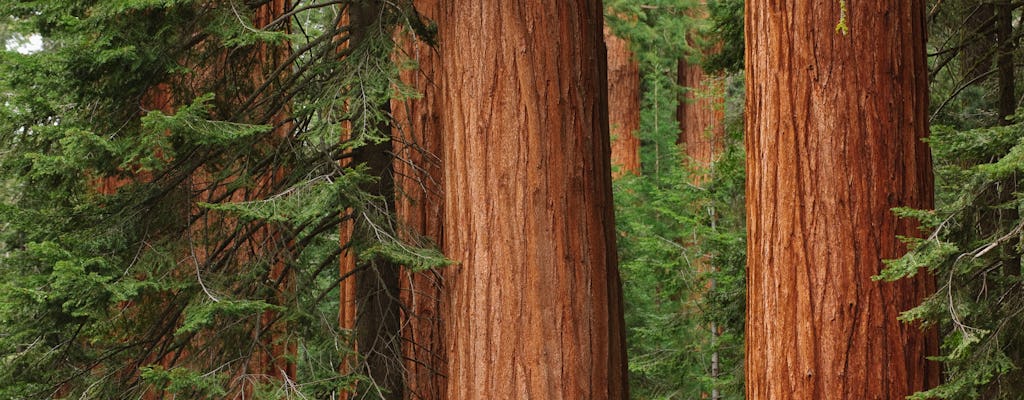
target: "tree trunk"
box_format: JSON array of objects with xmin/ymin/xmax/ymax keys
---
[
  {"xmin": 676, "ymin": 9, "xmax": 726, "ymax": 397},
  {"xmin": 677, "ymin": 57, "xmax": 725, "ymax": 399},
  {"xmin": 606, "ymin": 24, "xmax": 641, "ymax": 178},
  {"xmin": 250, "ymin": 0, "xmax": 296, "ymax": 383},
  {"xmin": 996, "ymin": 0, "xmax": 1015, "ymax": 125},
  {"xmin": 392, "ymin": 0, "xmax": 447, "ymax": 398},
  {"xmin": 677, "ymin": 57, "xmax": 724, "ymax": 175},
  {"xmin": 338, "ymin": 7, "xmax": 358, "ymax": 395},
  {"xmin": 745, "ymin": 2, "xmax": 940, "ymax": 398},
  {"xmin": 347, "ymin": 2, "xmax": 405, "ymax": 399},
  {"xmin": 439, "ymin": 1, "xmax": 629, "ymax": 399}
]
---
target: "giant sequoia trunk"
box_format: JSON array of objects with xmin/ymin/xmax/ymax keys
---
[
  {"xmin": 677, "ymin": 57, "xmax": 723, "ymax": 174},
  {"xmin": 606, "ymin": 24, "xmax": 641, "ymax": 178},
  {"xmin": 439, "ymin": 1, "xmax": 629, "ymax": 398},
  {"xmin": 391, "ymin": 0, "xmax": 446, "ymax": 398},
  {"xmin": 745, "ymin": 2, "xmax": 940, "ymax": 398}
]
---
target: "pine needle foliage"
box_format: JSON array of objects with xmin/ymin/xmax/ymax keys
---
[
  {"xmin": 607, "ymin": 1, "xmax": 747, "ymax": 397},
  {"xmin": 880, "ymin": 119, "xmax": 1024, "ymax": 399},
  {"xmin": 0, "ymin": 1, "xmax": 445, "ymax": 398},
  {"xmin": 876, "ymin": 2, "xmax": 1024, "ymax": 398}
]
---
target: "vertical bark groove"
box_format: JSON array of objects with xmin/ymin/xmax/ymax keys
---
[
  {"xmin": 439, "ymin": 2, "xmax": 628, "ymax": 399},
  {"xmin": 392, "ymin": 0, "xmax": 447, "ymax": 398},
  {"xmin": 606, "ymin": 24, "xmax": 641, "ymax": 178},
  {"xmin": 745, "ymin": 1, "xmax": 940, "ymax": 398},
  {"xmin": 677, "ymin": 57, "xmax": 724, "ymax": 173}
]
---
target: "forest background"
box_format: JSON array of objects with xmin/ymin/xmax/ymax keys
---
[{"xmin": 0, "ymin": 0, "xmax": 1022, "ymax": 399}]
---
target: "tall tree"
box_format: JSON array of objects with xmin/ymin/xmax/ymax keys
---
[
  {"xmin": 438, "ymin": 1, "xmax": 629, "ymax": 398},
  {"xmin": 340, "ymin": 2, "xmax": 405, "ymax": 398},
  {"xmin": 392, "ymin": 0, "xmax": 447, "ymax": 398},
  {"xmin": 249, "ymin": 0, "xmax": 296, "ymax": 383},
  {"xmin": 676, "ymin": 6, "xmax": 728, "ymax": 397},
  {"xmin": 677, "ymin": 57, "xmax": 723, "ymax": 173},
  {"xmin": 745, "ymin": 1, "xmax": 940, "ymax": 398},
  {"xmin": 995, "ymin": 0, "xmax": 1015, "ymax": 125},
  {"xmin": 606, "ymin": 20, "xmax": 641, "ymax": 178}
]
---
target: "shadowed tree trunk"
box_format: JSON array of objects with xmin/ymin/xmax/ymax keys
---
[
  {"xmin": 996, "ymin": 0, "xmax": 1015, "ymax": 125},
  {"xmin": 439, "ymin": 1, "xmax": 629, "ymax": 399},
  {"xmin": 745, "ymin": 1, "xmax": 940, "ymax": 398},
  {"xmin": 340, "ymin": 2, "xmax": 405, "ymax": 399},
  {"xmin": 606, "ymin": 23, "xmax": 640, "ymax": 178},
  {"xmin": 392, "ymin": 0, "xmax": 447, "ymax": 398}
]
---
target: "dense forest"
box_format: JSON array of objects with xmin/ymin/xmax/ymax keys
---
[{"xmin": 1, "ymin": 0, "xmax": 1023, "ymax": 399}]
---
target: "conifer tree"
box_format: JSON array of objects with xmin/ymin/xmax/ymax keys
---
[
  {"xmin": 607, "ymin": 19, "xmax": 641, "ymax": 178},
  {"xmin": 391, "ymin": 0, "xmax": 446, "ymax": 397},
  {"xmin": 0, "ymin": 1, "xmax": 442, "ymax": 398},
  {"xmin": 744, "ymin": 1, "xmax": 940, "ymax": 398},
  {"xmin": 438, "ymin": 1, "xmax": 629, "ymax": 398}
]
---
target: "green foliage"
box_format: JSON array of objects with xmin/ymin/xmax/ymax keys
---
[
  {"xmin": 139, "ymin": 366, "xmax": 229, "ymax": 398},
  {"xmin": 0, "ymin": 1, "xmax": 445, "ymax": 398},
  {"xmin": 834, "ymin": 0, "xmax": 849, "ymax": 35},
  {"xmin": 614, "ymin": 90, "xmax": 746, "ymax": 398},
  {"xmin": 608, "ymin": 0, "xmax": 747, "ymax": 394},
  {"xmin": 704, "ymin": 0, "xmax": 744, "ymax": 73},
  {"xmin": 881, "ymin": 119, "xmax": 1024, "ymax": 399}
]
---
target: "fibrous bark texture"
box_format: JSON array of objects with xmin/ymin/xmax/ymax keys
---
[
  {"xmin": 392, "ymin": 0, "xmax": 447, "ymax": 398},
  {"xmin": 605, "ymin": 25, "xmax": 641, "ymax": 178},
  {"xmin": 677, "ymin": 57, "xmax": 724, "ymax": 174},
  {"xmin": 439, "ymin": 1, "xmax": 629, "ymax": 399},
  {"xmin": 745, "ymin": 2, "xmax": 940, "ymax": 399}
]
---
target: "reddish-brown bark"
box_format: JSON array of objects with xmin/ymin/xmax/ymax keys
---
[
  {"xmin": 248, "ymin": 0, "xmax": 296, "ymax": 384},
  {"xmin": 676, "ymin": 57, "xmax": 724, "ymax": 176},
  {"xmin": 337, "ymin": 2, "xmax": 359, "ymax": 372},
  {"xmin": 392, "ymin": 0, "xmax": 447, "ymax": 398},
  {"xmin": 439, "ymin": 2, "xmax": 628, "ymax": 399},
  {"xmin": 605, "ymin": 24, "xmax": 641, "ymax": 178},
  {"xmin": 745, "ymin": 1, "xmax": 940, "ymax": 398}
]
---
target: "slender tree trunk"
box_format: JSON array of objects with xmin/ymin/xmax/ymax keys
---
[
  {"xmin": 439, "ymin": 2, "xmax": 629, "ymax": 398},
  {"xmin": 338, "ymin": 8, "xmax": 358, "ymax": 396},
  {"xmin": 996, "ymin": 0, "xmax": 1015, "ymax": 125},
  {"xmin": 961, "ymin": 3, "xmax": 995, "ymax": 82},
  {"xmin": 249, "ymin": 0, "xmax": 296, "ymax": 384},
  {"xmin": 345, "ymin": 3, "xmax": 405, "ymax": 399},
  {"xmin": 606, "ymin": 23, "xmax": 641, "ymax": 178},
  {"xmin": 745, "ymin": 2, "xmax": 940, "ymax": 398},
  {"xmin": 392, "ymin": 1, "xmax": 447, "ymax": 398}
]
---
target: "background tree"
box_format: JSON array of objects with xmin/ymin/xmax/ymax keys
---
[
  {"xmin": 0, "ymin": 1, "xmax": 446, "ymax": 398},
  {"xmin": 391, "ymin": 0, "xmax": 447, "ymax": 397},
  {"xmin": 606, "ymin": 16, "xmax": 641, "ymax": 178},
  {"xmin": 606, "ymin": 0, "xmax": 747, "ymax": 398}
]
